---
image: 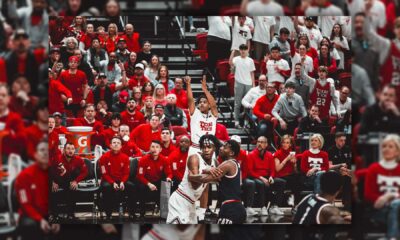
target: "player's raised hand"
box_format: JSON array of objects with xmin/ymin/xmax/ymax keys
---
[{"xmin": 201, "ymin": 75, "xmax": 207, "ymax": 91}]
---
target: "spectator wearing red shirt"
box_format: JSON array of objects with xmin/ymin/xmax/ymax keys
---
[
  {"xmin": 247, "ymin": 136, "xmax": 286, "ymax": 216},
  {"xmin": 50, "ymin": 142, "xmax": 88, "ymax": 218},
  {"xmin": 160, "ymin": 128, "xmax": 177, "ymax": 157},
  {"xmin": 364, "ymin": 134, "xmax": 400, "ymax": 239},
  {"xmin": 102, "ymin": 112, "xmax": 121, "ymax": 147},
  {"xmin": 104, "ymin": 23, "xmax": 119, "ymax": 54},
  {"xmin": 169, "ymin": 135, "xmax": 190, "ymax": 192},
  {"xmin": 273, "ymin": 135, "xmax": 302, "ymax": 206},
  {"xmin": 53, "ymin": 112, "xmax": 67, "ymax": 134},
  {"xmin": 25, "ymin": 101, "xmax": 48, "ymax": 161},
  {"xmin": 128, "ymin": 63, "xmax": 150, "ymax": 90},
  {"xmin": 215, "ymin": 123, "xmax": 229, "ymax": 142},
  {"xmin": 136, "ymin": 140, "xmax": 172, "ymax": 215},
  {"xmin": 73, "ymin": 104, "xmax": 104, "ymax": 148},
  {"xmin": 0, "ymin": 83, "xmax": 27, "ymax": 157},
  {"xmin": 300, "ymin": 134, "xmax": 329, "ymax": 194},
  {"xmin": 99, "ymin": 136, "xmax": 131, "ymax": 219},
  {"xmin": 48, "ymin": 75, "xmax": 72, "ymax": 115},
  {"xmin": 170, "ymin": 77, "xmax": 188, "ymax": 109},
  {"xmin": 121, "ymin": 98, "xmax": 146, "ymax": 133},
  {"xmin": 16, "ymin": 141, "xmax": 60, "ymax": 239},
  {"xmin": 48, "ymin": 116, "xmax": 59, "ymax": 160},
  {"xmin": 130, "ymin": 114, "xmax": 162, "ymax": 152},
  {"xmin": 119, "ymin": 124, "xmax": 142, "ymax": 158},
  {"xmin": 59, "ymin": 56, "xmax": 89, "ymax": 117},
  {"xmin": 121, "ymin": 23, "xmax": 142, "ymax": 53},
  {"xmin": 253, "ymin": 82, "xmax": 279, "ymax": 142}
]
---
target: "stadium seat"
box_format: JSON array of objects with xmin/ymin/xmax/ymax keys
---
[
  {"xmin": 171, "ymin": 126, "xmax": 188, "ymax": 138},
  {"xmin": 192, "ymin": 33, "xmax": 208, "ymax": 61},
  {"xmin": 216, "ymin": 59, "xmax": 231, "ymax": 82}
]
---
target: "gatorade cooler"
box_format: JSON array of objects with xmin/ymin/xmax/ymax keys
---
[{"xmin": 66, "ymin": 126, "xmax": 94, "ymax": 154}]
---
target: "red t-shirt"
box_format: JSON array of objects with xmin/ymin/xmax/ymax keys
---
[
  {"xmin": 59, "ymin": 70, "xmax": 88, "ymax": 104},
  {"xmin": 128, "ymin": 75, "xmax": 150, "ymax": 89},
  {"xmin": 49, "ymin": 79, "xmax": 72, "ymax": 114},
  {"xmin": 170, "ymin": 88, "xmax": 188, "ymax": 109},
  {"xmin": 130, "ymin": 123, "xmax": 161, "ymax": 152},
  {"xmin": 120, "ymin": 110, "xmax": 146, "ymax": 133},
  {"xmin": 169, "ymin": 149, "xmax": 188, "ymax": 181}
]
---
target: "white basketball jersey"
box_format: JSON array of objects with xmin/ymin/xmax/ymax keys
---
[
  {"xmin": 144, "ymin": 225, "xmax": 201, "ymax": 240},
  {"xmin": 190, "ymin": 108, "xmax": 217, "ymax": 145},
  {"xmin": 178, "ymin": 152, "xmax": 214, "ymax": 201}
]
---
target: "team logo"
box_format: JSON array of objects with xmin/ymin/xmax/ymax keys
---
[
  {"xmin": 78, "ymin": 136, "xmax": 87, "ymax": 147},
  {"xmin": 377, "ymin": 175, "xmax": 400, "ymax": 194},
  {"xmin": 308, "ymin": 157, "xmax": 323, "ymax": 169},
  {"xmin": 200, "ymin": 121, "xmax": 213, "ymax": 132}
]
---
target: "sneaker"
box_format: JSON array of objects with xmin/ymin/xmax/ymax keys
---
[
  {"xmin": 269, "ymin": 205, "xmax": 284, "ymax": 215},
  {"xmin": 190, "ymin": 26, "xmax": 196, "ymax": 32},
  {"xmin": 260, "ymin": 206, "xmax": 269, "ymax": 216},
  {"xmin": 234, "ymin": 121, "xmax": 241, "ymax": 129},
  {"xmin": 287, "ymin": 194, "xmax": 294, "ymax": 207},
  {"xmin": 246, "ymin": 207, "xmax": 258, "ymax": 216}
]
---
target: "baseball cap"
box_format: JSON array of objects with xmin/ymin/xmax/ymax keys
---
[
  {"xmin": 53, "ymin": 112, "xmax": 62, "ymax": 117},
  {"xmin": 50, "ymin": 46, "xmax": 61, "ymax": 54},
  {"xmin": 98, "ymin": 72, "xmax": 107, "ymax": 78},
  {"xmin": 68, "ymin": 56, "xmax": 80, "ymax": 62},
  {"xmin": 304, "ymin": 17, "xmax": 314, "ymax": 21},
  {"xmin": 155, "ymin": 104, "xmax": 164, "ymax": 109},
  {"xmin": 135, "ymin": 63, "xmax": 145, "ymax": 70},
  {"xmin": 230, "ymin": 135, "xmax": 242, "ymax": 144},
  {"xmin": 117, "ymin": 38, "xmax": 126, "ymax": 43},
  {"xmin": 13, "ymin": 29, "xmax": 29, "ymax": 39},
  {"xmin": 119, "ymin": 91, "xmax": 129, "ymax": 103}
]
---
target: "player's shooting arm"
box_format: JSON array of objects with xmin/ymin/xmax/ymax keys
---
[
  {"xmin": 201, "ymin": 75, "xmax": 219, "ymax": 118},
  {"xmin": 185, "ymin": 76, "xmax": 195, "ymax": 115}
]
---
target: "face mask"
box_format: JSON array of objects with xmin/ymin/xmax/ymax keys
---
[{"xmin": 123, "ymin": 135, "xmax": 130, "ymax": 142}]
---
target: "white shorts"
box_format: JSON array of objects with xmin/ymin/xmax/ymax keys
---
[{"xmin": 166, "ymin": 191, "xmax": 197, "ymax": 224}]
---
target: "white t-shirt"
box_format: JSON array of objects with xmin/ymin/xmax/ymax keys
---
[
  {"xmin": 330, "ymin": 90, "xmax": 351, "ymax": 115},
  {"xmin": 190, "ymin": 108, "xmax": 217, "ymax": 146},
  {"xmin": 331, "ymin": 36, "xmax": 349, "ymax": 69},
  {"xmin": 253, "ymin": 16, "xmax": 276, "ymax": 44},
  {"xmin": 305, "ymin": 5, "xmax": 344, "ymax": 19},
  {"xmin": 207, "ymin": 16, "xmax": 232, "ymax": 41},
  {"xmin": 231, "ymin": 18, "xmax": 252, "ymax": 51},
  {"xmin": 277, "ymin": 16, "xmax": 295, "ymax": 33},
  {"xmin": 369, "ymin": 0, "xmax": 387, "ymax": 31},
  {"xmin": 246, "ymin": 0, "xmax": 284, "ymax": 17},
  {"xmin": 233, "ymin": 56, "xmax": 256, "ymax": 85},
  {"xmin": 291, "ymin": 53, "xmax": 314, "ymax": 76},
  {"xmin": 318, "ymin": 16, "xmax": 342, "ymax": 39},
  {"xmin": 265, "ymin": 58, "xmax": 290, "ymax": 83},
  {"xmin": 298, "ymin": 25, "xmax": 323, "ymax": 49},
  {"xmin": 339, "ymin": 16, "xmax": 352, "ymax": 40}
]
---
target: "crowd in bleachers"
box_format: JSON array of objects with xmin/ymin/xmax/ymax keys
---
[{"xmin": 46, "ymin": 15, "xmax": 354, "ymax": 225}]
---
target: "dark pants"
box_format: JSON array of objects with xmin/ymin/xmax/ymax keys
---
[
  {"xmin": 258, "ymin": 120, "xmax": 273, "ymax": 143},
  {"xmin": 341, "ymin": 175, "xmax": 352, "ymax": 210},
  {"xmin": 137, "ymin": 180, "xmax": 162, "ymax": 213},
  {"xmin": 253, "ymin": 177, "xmax": 286, "ymax": 207},
  {"xmin": 217, "ymin": 202, "xmax": 246, "ymax": 224},
  {"xmin": 276, "ymin": 119, "xmax": 299, "ymax": 138},
  {"xmin": 100, "ymin": 181, "xmax": 126, "ymax": 217},
  {"xmin": 207, "ymin": 38, "xmax": 231, "ymax": 78},
  {"xmin": 277, "ymin": 173, "xmax": 303, "ymax": 205},
  {"xmin": 51, "ymin": 169, "xmax": 81, "ymax": 215},
  {"xmin": 18, "ymin": 216, "xmax": 57, "ymax": 240},
  {"xmin": 242, "ymin": 178, "xmax": 256, "ymax": 208}
]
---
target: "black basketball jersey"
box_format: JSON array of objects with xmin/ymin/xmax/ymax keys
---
[
  {"xmin": 292, "ymin": 194, "xmax": 331, "ymax": 224},
  {"xmin": 218, "ymin": 159, "xmax": 242, "ymax": 201}
]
